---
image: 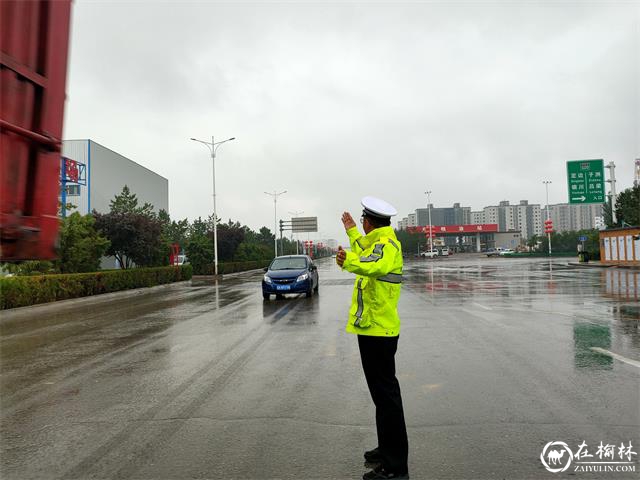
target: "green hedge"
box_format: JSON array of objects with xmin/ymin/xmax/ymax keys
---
[
  {"xmin": 193, "ymin": 261, "xmax": 271, "ymax": 275},
  {"xmin": 0, "ymin": 265, "xmax": 192, "ymax": 310}
]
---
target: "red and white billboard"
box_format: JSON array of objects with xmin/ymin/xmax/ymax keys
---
[{"xmin": 407, "ymin": 224, "xmax": 499, "ymax": 234}]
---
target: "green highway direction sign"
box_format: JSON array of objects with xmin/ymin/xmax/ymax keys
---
[{"xmin": 566, "ymin": 159, "xmax": 605, "ymax": 204}]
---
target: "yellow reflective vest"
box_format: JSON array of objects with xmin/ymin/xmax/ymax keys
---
[{"xmin": 340, "ymin": 225, "xmax": 403, "ymax": 337}]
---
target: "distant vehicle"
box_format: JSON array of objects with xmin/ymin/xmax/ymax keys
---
[
  {"xmin": 262, "ymin": 255, "xmax": 319, "ymax": 300},
  {"xmin": 486, "ymin": 248, "xmax": 501, "ymax": 257},
  {"xmin": 176, "ymin": 255, "xmax": 189, "ymax": 265},
  {"xmin": 440, "ymin": 247, "xmax": 450, "ymax": 256},
  {"xmin": 499, "ymin": 248, "xmax": 515, "ymax": 256},
  {"xmin": 420, "ymin": 250, "xmax": 438, "ymax": 258}
]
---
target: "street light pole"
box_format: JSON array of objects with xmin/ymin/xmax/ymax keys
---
[
  {"xmin": 265, "ymin": 190, "xmax": 287, "ymax": 257},
  {"xmin": 543, "ymin": 180, "xmax": 552, "ymax": 255},
  {"xmin": 190, "ymin": 135, "xmax": 236, "ymax": 276},
  {"xmin": 425, "ymin": 190, "xmax": 433, "ymax": 254},
  {"xmin": 605, "ymin": 161, "xmax": 617, "ymax": 224},
  {"xmin": 289, "ymin": 210, "xmax": 304, "ymax": 254}
]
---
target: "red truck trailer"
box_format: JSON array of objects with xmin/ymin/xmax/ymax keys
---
[{"xmin": 0, "ymin": 0, "xmax": 72, "ymax": 261}]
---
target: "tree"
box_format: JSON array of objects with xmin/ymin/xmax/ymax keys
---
[
  {"xmin": 57, "ymin": 199, "xmax": 77, "ymax": 217},
  {"xmin": 217, "ymin": 219, "xmax": 246, "ymax": 261},
  {"xmin": 537, "ymin": 229, "xmax": 600, "ymax": 255},
  {"xmin": 94, "ymin": 212, "xmax": 164, "ymax": 268},
  {"xmin": 394, "ymin": 229, "xmax": 420, "ymax": 255},
  {"xmin": 527, "ymin": 235, "xmax": 540, "ymax": 251},
  {"xmin": 158, "ymin": 209, "xmax": 189, "ymax": 247},
  {"xmin": 615, "ymin": 185, "xmax": 639, "ymax": 226},
  {"xmin": 185, "ymin": 233, "xmax": 213, "ymax": 274},
  {"xmin": 183, "ymin": 217, "xmax": 213, "ymax": 273},
  {"xmin": 93, "ymin": 187, "xmax": 163, "ymax": 268},
  {"xmin": 233, "ymin": 241, "xmax": 272, "ymax": 262},
  {"xmin": 603, "ymin": 197, "xmax": 616, "ymax": 229},
  {"xmin": 109, "ymin": 185, "xmax": 154, "ymax": 216},
  {"xmin": 156, "ymin": 209, "xmax": 190, "ymax": 265},
  {"xmin": 57, "ymin": 213, "xmax": 110, "ymax": 273}
]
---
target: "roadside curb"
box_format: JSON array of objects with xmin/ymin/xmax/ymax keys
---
[
  {"xmin": 567, "ymin": 262, "xmax": 640, "ymax": 270},
  {"xmin": 191, "ymin": 268, "xmax": 265, "ymax": 285}
]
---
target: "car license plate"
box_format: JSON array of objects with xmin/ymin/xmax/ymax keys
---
[{"xmin": 276, "ymin": 285, "xmax": 290, "ymax": 291}]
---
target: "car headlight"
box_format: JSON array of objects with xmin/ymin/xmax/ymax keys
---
[
  {"xmin": 263, "ymin": 275, "xmax": 272, "ymax": 284},
  {"xmin": 296, "ymin": 273, "xmax": 309, "ymax": 282}
]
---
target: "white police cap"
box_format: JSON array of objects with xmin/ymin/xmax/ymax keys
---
[{"xmin": 361, "ymin": 196, "xmax": 398, "ymax": 219}]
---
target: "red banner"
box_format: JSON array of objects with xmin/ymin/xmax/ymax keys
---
[
  {"xmin": 407, "ymin": 224, "xmax": 499, "ymax": 234},
  {"xmin": 65, "ymin": 158, "xmax": 79, "ymax": 182}
]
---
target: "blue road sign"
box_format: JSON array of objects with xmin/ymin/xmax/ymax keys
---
[{"xmin": 579, "ymin": 236, "xmax": 587, "ymax": 242}]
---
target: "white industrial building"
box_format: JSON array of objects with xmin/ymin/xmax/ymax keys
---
[
  {"xmin": 60, "ymin": 140, "xmax": 169, "ymax": 269},
  {"xmin": 61, "ymin": 139, "xmax": 168, "ymax": 216}
]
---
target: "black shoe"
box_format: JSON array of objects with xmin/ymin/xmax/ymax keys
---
[
  {"xmin": 363, "ymin": 465, "xmax": 409, "ymax": 480},
  {"xmin": 364, "ymin": 447, "xmax": 383, "ymax": 464}
]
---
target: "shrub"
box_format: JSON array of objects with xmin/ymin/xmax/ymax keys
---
[{"xmin": 0, "ymin": 265, "xmax": 192, "ymax": 310}]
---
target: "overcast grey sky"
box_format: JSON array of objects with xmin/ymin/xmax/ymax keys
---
[{"xmin": 63, "ymin": 0, "xmax": 639, "ymax": 242}]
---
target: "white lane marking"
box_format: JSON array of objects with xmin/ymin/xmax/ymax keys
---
[
  {"xmin": 590, "ymin": 348, "xmax": 640, "ymax": 369},
  {"xmin": 472, "ymin": 302, "xmax": 492, "ymax": 310}
]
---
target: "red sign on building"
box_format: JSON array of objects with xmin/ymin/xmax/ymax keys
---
[{"xmin": 407, "ymin": 224, "xmax": 499, "ymax": 234}]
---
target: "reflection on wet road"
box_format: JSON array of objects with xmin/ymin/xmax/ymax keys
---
[{"xmin": 1, "ymin": 256, "xmax": 638, "ymax": 479}]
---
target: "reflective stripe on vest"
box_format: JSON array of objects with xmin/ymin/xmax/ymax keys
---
[
  {"xmin": 360, "ymin": 243, "xmax": 384, "ymax": 263},
  {"xmin": 377, "ymin": 273, "xmax": 403, "ymax": 284},
  {"xmin": 354, "ymin": 277, "xmax": 364, "ymax": 325}
]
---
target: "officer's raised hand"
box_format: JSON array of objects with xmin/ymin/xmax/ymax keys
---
[
  {"xmin": 336, "ymin": 246, "xmax": 346, "ymax": 267},
  {"xmin": 341, "ymin": 212, "xmax": 356, "ymax": 231}
]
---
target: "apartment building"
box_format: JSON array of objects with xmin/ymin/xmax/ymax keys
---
[
  {"xmin": 543, "ymin": 203, "xmax": 603, "ymax": 233},
  {"xmin": 470, "ymin": 211, "xmax": 485, "ymax": 224},
  {"xmin": 415, "ymin": 203, "xmax": 470, "ymax": 226},
  {"xmin": 481, "ymin": 200, "xmax": 541, "ymax": 238}
]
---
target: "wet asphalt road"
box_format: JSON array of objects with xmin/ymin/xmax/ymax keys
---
[{"xmin": 1, "ymin": 256, "xmax": 639, "ymax": 480}]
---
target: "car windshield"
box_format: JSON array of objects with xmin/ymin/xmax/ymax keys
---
[{"xmin": 270, "ymin": 257, "xmax": 307, "ymax": 270}]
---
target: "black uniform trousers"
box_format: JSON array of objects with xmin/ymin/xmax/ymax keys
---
[{"xmin": 357, "ymin": 334, "xmax": 409, "ymax": 474}]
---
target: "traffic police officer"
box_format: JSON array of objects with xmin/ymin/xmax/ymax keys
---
[{"xmin": 336, "ymin": 196, "xmax": 409, "ymax": 480}]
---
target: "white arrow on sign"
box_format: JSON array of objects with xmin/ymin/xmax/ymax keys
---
[{"xmin": 572, "ymin": 195, "xmax": 586, "ymax": 202}]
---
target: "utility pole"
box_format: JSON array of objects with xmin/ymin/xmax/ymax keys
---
[
  {"xmin": 543, "ymin": 180, "xmax": 552, "ymax": 255},
  {"xmin": 605, "ymin": 161, "xmax": 617, "ymax": 224},
  {"xmin": 425, "ymin": 191, "xmax": 433, "ymax": 254},
  {"xmin": 265, "ymin": 190, "xmax": 287, "ymax": 257}
]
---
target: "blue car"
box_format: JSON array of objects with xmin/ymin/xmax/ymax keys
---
[{"xmin": 262, "ymin": 255, "xmax": 319, "ymax": 300}]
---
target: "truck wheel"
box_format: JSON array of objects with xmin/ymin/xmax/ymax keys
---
[{"xmin": 263, "ymin": 293, "xmax": 270, "ymax": 300}]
